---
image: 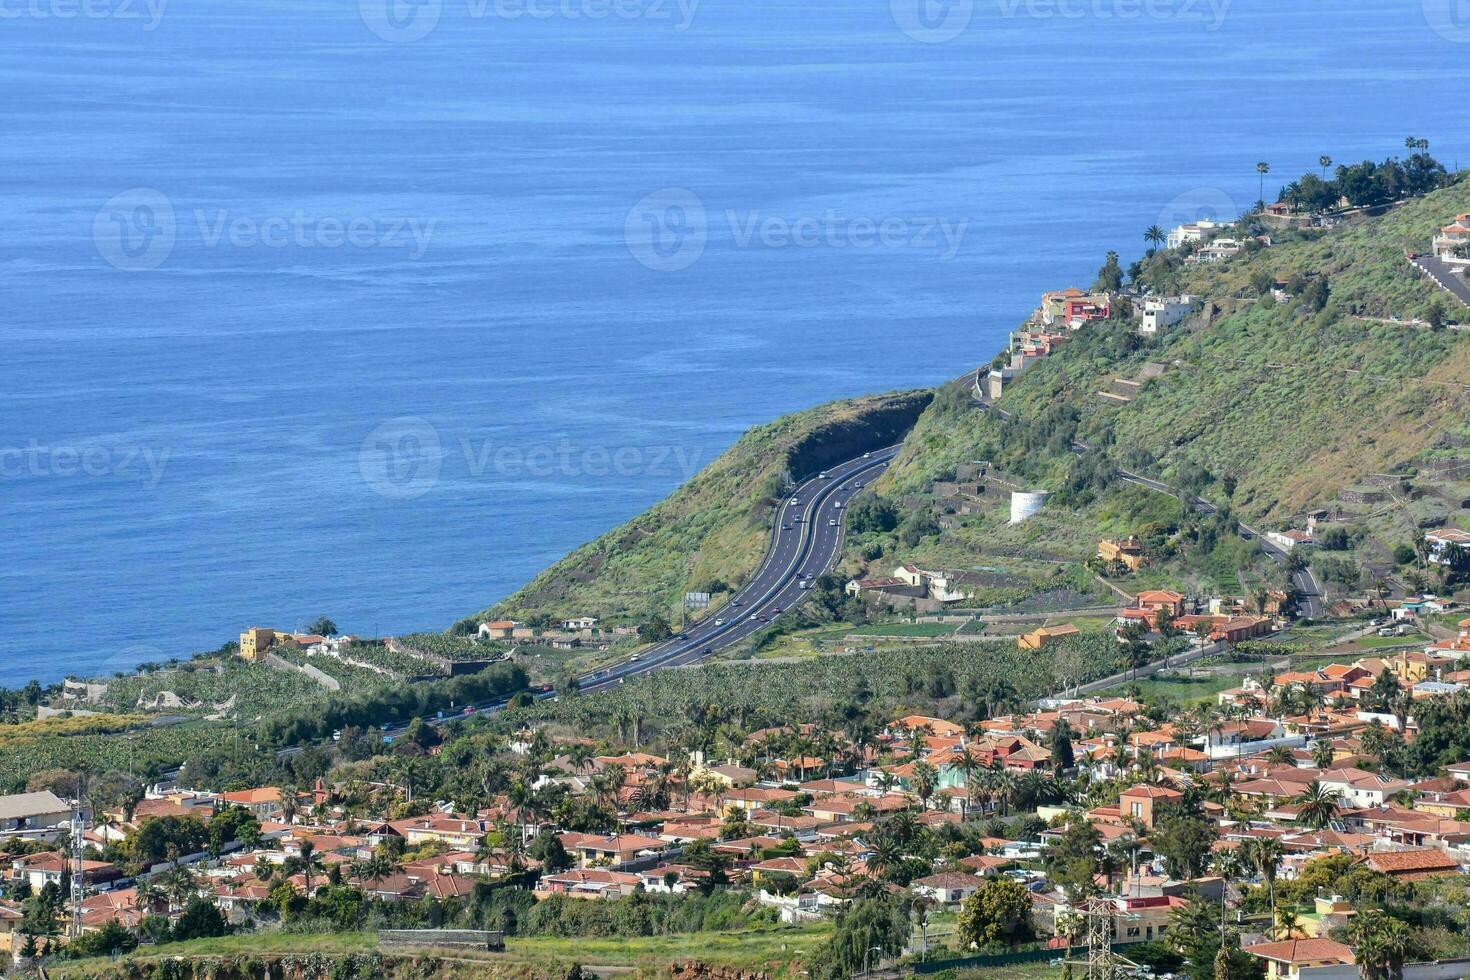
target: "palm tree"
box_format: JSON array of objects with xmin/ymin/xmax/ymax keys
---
[
  {"xmin": 991, "ymin": 766, "xmax": 1017, "ymax": 817},
  {"xmin": 132, "ymin": 879, "xmax": 166, "ymax": 915},
  {"xmin": 1346, "ymin": 910, "xmax": 1413, "ymax": 980},
  {"xmin": 1144, "ymin": 225, "xmax": 1165, "ymax": 252},
  {"xmin": 1310, "ymin": 739, "xmax": 1336, "ymax": 770},
  {"xmin": 1294, "ymin": 780, "xmax": 1343, "ymax": 830},
  {"xmin": 910, "ymin": 761, "xmax": 939, "ymax": 811},
  {"xmin": 298, "ymin": 840, "xmax": 322, "ymax": 897},
  {"xmin": 279, "ymin": 787, "xmax": 301, "ymax": 825},
  {"xmin": 1275, "ymin": 906, "xmax": 1303, "ymax": 941},
  {"xmin": 1256, "ymin": 161, "xmax": 1271, "ymax": 207},
  {"xmin": 866, "ymin": 833, "xmax": 902, "ymax": 883},
  {"xmin": 1319, "ymin": 154, "xmax": 1333, "ymax": 180},
  {"xmin": 954, "ymin": 747, "xmax": 981, "ymax": 816},
  {"xmin": 1242, "ymin": 837, "xmax": 1285, "ymax": 921}
]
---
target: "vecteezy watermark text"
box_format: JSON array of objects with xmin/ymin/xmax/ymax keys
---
[
  {"xmin": 0, "ymin": 441, "xmax": 171, "ymax": 487},
  {"xmin": 890, "ymin": 0, "xmax": 1230, "ymax": 43},
  {"xmin": 358, "ymin": 0, "xmax": 698, "ymax": 43},
  {"xmin": 93, "ymin": 188, "xmax": 436, "ymax": 271},
  {"xmin": 194, "ymin": 210, "xmax": 435, "ymax": 258},
  {"xmin": 358, "ymin": 417, "xmax": 705, "ymax": 500},
  {"xmin": 624, "ymin": 188, "xmax": 969, "ymax": 272},
  {"xmin": 0, "ymin": 0, "xmax": 167, "ymax": 29}
]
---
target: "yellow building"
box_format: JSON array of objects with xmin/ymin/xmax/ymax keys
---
[
  {"xmin": 238, "ymin": 627, "xmax": 277, "ymax": 661},
  {"xmin": 1018, "ymin": 623, "xmax": 1081, "ymax": 651},
  {"xmin": 1098, "ymin": 537, "xmax": 1145, "ymax": 572}
]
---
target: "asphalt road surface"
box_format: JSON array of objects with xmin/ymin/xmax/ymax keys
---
[{"xmin": 578, "ymin": 445, "xmax": 901, "ymax": 693}]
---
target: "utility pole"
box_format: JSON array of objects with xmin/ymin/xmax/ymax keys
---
[{"xmin": 70, "ymin": 779, "xmax": 86, "ymax": 938}]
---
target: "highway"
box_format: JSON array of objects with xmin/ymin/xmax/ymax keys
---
[{"xmin": 578, "ymin": 445, "xmax": 900, "ymax": 693}]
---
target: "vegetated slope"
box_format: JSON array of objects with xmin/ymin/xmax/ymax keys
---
[
  {"xmin": 885, "ymin": 182, "xmax": 1470, "ymax": 520},
  {"xmin": 459, "ymin": 390, "xmax": 932, "ymax": 628}
]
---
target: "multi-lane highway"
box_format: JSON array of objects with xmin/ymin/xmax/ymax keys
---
[{"xmin": 578, "ymin": 445, "xmax": 899, "ymax": 693}]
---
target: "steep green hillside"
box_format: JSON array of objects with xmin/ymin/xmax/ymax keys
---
[
  {"xmin": 459, "ymin": 390, "xmax": 932, "ymax": 629},
  {"xmin": 885, "ymin": 182, "xmax": 1470, "ymax": 522}
]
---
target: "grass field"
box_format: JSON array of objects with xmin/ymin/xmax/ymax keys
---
[
  {"xmin": 1098, "ymin": 671, "xmax": 1238, "ymax": 705},
  {"xmin": 50, "ymin": 925, "xmax": 833, "ymax": 979},
  {"xmin": 847, "ymin": 622, "xmax": 959, "ymax": 637}
]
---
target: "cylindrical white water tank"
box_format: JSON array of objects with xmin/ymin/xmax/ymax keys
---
[{"xmin": 1010, "ymin": 490, "xmax": 1049, "ymax": 524}]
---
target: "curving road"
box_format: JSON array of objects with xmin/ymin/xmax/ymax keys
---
[{"xmin": 577, "ymin": 445, "xmax": 900, "ymax": 693}]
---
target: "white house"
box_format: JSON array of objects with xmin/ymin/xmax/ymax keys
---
[
  {"xmin": 1266, "ymin": 529, "xmax": 1313, "ymax": 552},
  {"xmin": 1432, "ymin": 214, "xmax": 1470, "ymax": 263},
  {"xmin": 1192, "ymin": 238, "xmax": 1242, "ymax": 263},
  {"xmin": 1426, "ymin": 529, "xmax": 1470, "ymax": 566},
  {"xmin": 911, "ymin": 871, "xmax": 986, "ymax": 906},
  {"xmin": 561, "ymin": 616, "xmax": 599, "ymax": 631},
  {"xmin": 0, "ymin": 791, "xmax": 72, "ymax": 839},
  {"xmin": 1166, "ymin": 220, "xmax": 1224, "ymax": 250},
  {"xmin": 1139, "ymin": 295, "xmax": 1196, "ymax": 335}
]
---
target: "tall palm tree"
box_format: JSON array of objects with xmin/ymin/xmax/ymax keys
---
[
  {"xmin": 910, "ymin": 761, "xmax": 939, "ymax": 811},
  {"xmin": 1319, "ymin": 154, "xmax": 1333, "ymax": 179},
  {"xmin": 279, "ymin": 787, "xmax": 301, "ymax": 826},
  {"xmin": 1294, "ymin": 781, "xmax": 1343, "ymax": 830},
  {"xmin": 991, "ymin": 766, "xmax": 1017, "ymax": 817},
  {"xmin": 298, "ymin": 840, "xmax": 322, "ymax": 897},
  {"xmin": 954, "ymin": 747, "xmax": 981, "ymax": 816},
  {"xmin": 1144, "ymin": 225, "xmax": 1165, "ymax": 251},
  {"xmin": 1256, "ymin": 161, "xmax": 1271, "ymax": 207},
  {"xmin": 1243, "ymin": 837, "xmax": 1284, "ymax": 921}
]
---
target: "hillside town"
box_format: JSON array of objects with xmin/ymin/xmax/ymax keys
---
[{"xmin": 5, "ymin": 603, "xmax": 1470, "ymax": 976}]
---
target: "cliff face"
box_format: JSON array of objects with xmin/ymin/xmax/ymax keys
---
[{"xmin": 459, "ymin": 389, "xmax": 931, "ymax": 628}]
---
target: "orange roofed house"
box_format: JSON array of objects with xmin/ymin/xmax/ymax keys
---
[
  {"xmin": 1019, "ymin": 623, "xmax": 1080, "ymax": 650},
  {"xmin": 1119, "ymin": 590, "xmax": 1185, "ymax": 629},
  {"xmin": 1243, "ymin": 939, "xmax": 1354, "ymax": 980}
]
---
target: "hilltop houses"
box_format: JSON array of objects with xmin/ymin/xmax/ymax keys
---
[
  {"xmin": 1426, "ymin": 528, "xmax": 1469, "ymax": 565},
  {"xmin": 1431, "ymin": 213, "xmax": 1470, "ymax": 263},
  {"xmin": 1138, "ymin": 294, "xmax": 1195, "ymax": 335},
  {"xmin": 1040, "ymin": 288, "xmax": 1112, "ymax": 329}
]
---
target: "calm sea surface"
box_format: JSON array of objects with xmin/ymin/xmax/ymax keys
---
[{"xmin": 2, "ymin": 0, "xmax": 1467, "ymax": 685}]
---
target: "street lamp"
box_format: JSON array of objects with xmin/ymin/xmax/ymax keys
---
[{"xmin": 864, "ymin": 945, "xmax": 883, "ymax": 978}]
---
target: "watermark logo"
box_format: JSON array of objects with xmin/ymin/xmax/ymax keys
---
[
  {"xmin": 0, "ymin": 0, "xmax": 169, "ymax": 29},
  {"xmin": 1156, "ymin": 187, "xmax": 1239, "ymax": 236},
  {"xmin": 1423, "ymin": 0, "xmax": 1470, "ymax": 42},
  {"xmin": 892, "ymin": 0, "xmax": 1231, "ymax": 42},
  {"xmin": 624, "ymin": 188, "xmax": 970, "ymax": 271},
  {"xmin": 891, "ymin": 0, "xmax": 973, "ymax": 43},
  {"xmin": 0, "ymin": 440, "xmax": 171, "ymax": 486},
  {"xmin": 359, "ymin": 0, "xmax": 442, "ymax": 42},
  {"xmin": 193, "ymin": 209, "xmax": 435, "ymax": 258},
  {"xmin": 359, "ymin": 417, "xmax": 443, "ymax": 500},
  {"xmin": 625, "ymin": 188, "xmax": 708, "ymax": 272},
  {"xmin": 358, "ymin": 0, "xmax": 698, "ymax": 43},
  {"xmin": 357, "ymin": 419, "xmax": 707, "ymax": 499},
  {"xmin": 93, "ymin": 188, "xmax": 176, "ymax": 271},
  {"xmin": 93, "ymin": 189, "xmax": 437, "ymax": 271}
]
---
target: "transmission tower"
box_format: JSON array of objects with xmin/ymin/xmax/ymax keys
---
[
  {"xmin": 70, "ymin": 797, "xmax": 87, "ymax": 938},
  {"xmin": 1064, "ymin": 897, "xmax": 1142, "ymax": 980}
]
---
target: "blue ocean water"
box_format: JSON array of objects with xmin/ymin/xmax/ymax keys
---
[{"xmin": 2, "ymin": 0, "xmax": 1467, "ymax": 686}]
